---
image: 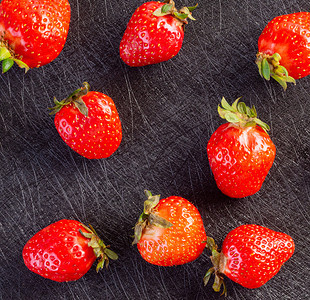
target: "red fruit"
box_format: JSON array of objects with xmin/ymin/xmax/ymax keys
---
[
  {"xmin": 51, "ymin": 82, "xmax": 122, "ymax": 159},
  {"xmin": 0, "ymin": 0, "xmax": 71, "ymax": 72},
  {"xmin": 256, "ymin": 12, "xmax": 310, "ymax": 90},
  {"xmin": 207, "ymin": 98, "xmax": 276, "ymax": 198},
  {"xmin": 133, "ymin": 190, "xmax": 207, "ymax": 266},
  {"xmin": 120, "ymin": 1, "xmax": 197, "ymax": 67},
  {"xmin": 204, "ymin": 224, "xmax": 295, "ymax": 294},
  {"xmin": 22, "ymin": 219, "xmax": 118, "ymax": 282}
]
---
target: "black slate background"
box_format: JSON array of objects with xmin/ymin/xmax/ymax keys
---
[{"xmin": 0, "ymin": 0, "xmax": 310, "ymax": 299}]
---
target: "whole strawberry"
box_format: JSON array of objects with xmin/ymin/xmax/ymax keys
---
[
  {"xmin": 22, "ymin": 219, "xmax": 118, "ymax": 282},
  {"xmin": 133, "ymin": 190, "xmax": 207, "ymax": 266},
  {"xmin": 120, "ymin": 0, "xmax": 197, "ymax": 67},
  {"xmin": 50, "ymin": 82, "xmax": 122, "ymax": 159},
  {"xmin": 207, "ymin": 98, "xmax": 276, "ymax": 198},
  {"xmin": 0, "ymin": 0, "xmax": 71, "ymax": 72},
  {"xmin": 204, "ymin": 224, "xmax": 295, "ymax": 294},
  {"xmin": 256, "ymin": 12, "xmax": 310, "ymax": 90}
]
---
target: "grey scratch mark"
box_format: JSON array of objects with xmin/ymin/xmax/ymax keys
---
[
  {"xmin": 0, "ymin": 244, "xmax": 10, "ymax": 269},
  {"xmin": 276, "ymin": 168, "xmax": 309, "ymax": 226},
  {"xmin": 0, "ymin": 111, "xmax": 8, "ymax": 132},
  {"xmin": 113, "ymin": 268, "xmax": 132, "ymax": 300},
  {"xmin": 123, "ymin": 68, "xmax": 137, "ymax": 140},
  {"xmin": 130, "ymin": 259, "xmax": 151, "ymax": 300},
  {"xmin": 50, "ymin": 173, "xmax": 80, "ymax": 220},
  {"xmin": 223, "ymin": 204, "xmax": 240, "ymax": 227},
  {"xmin": 218, "ymin": 0, "xmax": 222, "ymax": 33},
  {"xmin": 0, "ymin": 72, "xmax": 9, "ymax": 96},
  {"xmin": 157, "ymin": 268, "xmax": 172, "ymax": 300},
  {"xmin": 122, "ymin": 67, "xmax": 161, "ymax": 142},
  {"xmin": 97, "ymin": 269, "xmax": 118, "ymax": 298},
  {"xmin": 74, "ymin": 279, "xmax": 93, "ymax": 300}
]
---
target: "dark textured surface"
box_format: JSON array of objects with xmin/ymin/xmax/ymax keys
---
[{"xmin": 0, "ymin": 0, "xmax": 310, "ymax": 299}]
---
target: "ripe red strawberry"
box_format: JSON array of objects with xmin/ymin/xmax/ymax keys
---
[
  {"xmin": 207, "ymin": 98, "xmax": 276, "ymax": 198},
  {"xmin": 50, "ymin": 82, "xmax": 122, "ymax": 159},
  {"xmin": 204, "ymin": 224, "xmax": 295, "ymax": 294},
  {"xmin": 120, "ymin": 0, "xmax": 197, "ymax": 67},
  {"xmin": 133, "ymin": 190, "xmax": 207, "ymax": 266},
  {"xmin": 256, "ymin": 12, "xmax": 310, "ymax": 90},
  {"xmin": 0, "ymin": 0, "xmax": 71, "ymax": 72},
  {"xmin": 22, "ymin": 219, "xmax": 118, "ymax": 282}
]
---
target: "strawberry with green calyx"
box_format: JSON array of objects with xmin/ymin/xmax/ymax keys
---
[
  {"xmin": 23, "ymin": 219, "xmax": 118, "ymax": 282},
  {"xmin": 204, "ymin": 225, "xmax": 295, "ymax": 294},
  {"xmin": 50, "ymin": 82, "xmax": 122, "ymax": 159},
  {"xmin": 133, "ymin": 190, "xmax": 207, "ymax": 266},
  {"xmin": 0, "ymin": 0, "xmax": 71, "ymax": 73},
  {"xmin": 256, "ymin": 12, "xmax": 310, "ymax": 90},
  {"xmin": 120, "ymin": 1, "xmax": 198, "ymax": 67},
  {"xmin": 207, "ymin": 97, "xmax": 276, "ymax": 198}
]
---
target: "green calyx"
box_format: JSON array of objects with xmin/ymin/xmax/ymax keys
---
[
  {"xmin": 49, "ymin": 82, "xmax": 90, "ymax": 116},
  {"xmin": 203, "ymin": 237, "xmax": 227, "ymax": 297},
  {"xmin": 218, "ymin": 97, "xmax": 270, "ymax": 133},
  {"xmin": 0, "ymin": 43, "xmax": 29, "ymax": 73},
  {"xmin": 153, "ymin": 0, "xmax": 198, "ymax": 24},
  {"xmin": 79, "ymin": 223, "xmax": 118, "ymax": 271},
  {"xmin": 256, "ymin": 52, "xmax": 296, "ymax": 91},
  {"xmin": 132, "ymin": 190, "xmax": 173, "ymax": 245}
]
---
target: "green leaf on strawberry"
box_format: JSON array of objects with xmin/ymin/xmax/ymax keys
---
[{"xmin": 218, "ymin": 97, "xmax": 270, "ymax": 132}]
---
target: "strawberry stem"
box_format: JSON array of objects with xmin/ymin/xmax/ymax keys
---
[
  {"xmin": 153, "ymin": 1, "xmax": 198, "ymax": 24},
  {"xmin": 0, "ymin": 42, "xmax": 29, "ymax": 73},
  {"xmin": 79, "ymin": 223, "xmax": 118, "ymax": 272},
  {"xmin": 218, "ymin": 97, "xmax": 270, "ymax": 133},
  {"xmin": 256, "ymin": 52, "xmax": 296, "ymax": 90},
  {"xmin": 49, "ymin": 82, "xmax": 90, "ymax": 116},
  {"xmin": 132, "ymin": 190, "xmax": 173, "ymax": 245},
  {"xmin": 204, "ymin": 237, "xmax": 227, "ymax": 296}
]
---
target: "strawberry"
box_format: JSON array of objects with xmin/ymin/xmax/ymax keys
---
[
  {"xmin": 204, "ymin": 224, "xmax": 295, "ymax": 294},
  {"xmin": 50, "ymin": 82, "xmax": 122, "ymax": 159},
  {"xmin": 256, "ymin": 12, "xmax": 310, "ymax": 90},
  {"xmin": 133, "ymin": 190, "xmax": 207, "ymax": 266},
  {"xmin": 119, "ymin": 0, "xmax": 197, "ymax": 67},
  {"xmin": 22, "ymin": 219, "xmax": 118, "ymax": 282},
  {"xmin": 0, "ymin": 0, "xmax": 71, "ymax": 72},
  {"xmin": 207, "ymin": 98, "xmax": 276, "ymax": 198}
]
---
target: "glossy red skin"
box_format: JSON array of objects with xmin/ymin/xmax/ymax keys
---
[
  {"xmin": 54, "ymin": 91, "xmax": 122, "ymax": 159},
  {"xmin": 220, "ymin": 224, "xmax": 295, "ymax": 289},
  {"xmin": 0, "ymin": 0, "xmax": 71, "ymax": 68},
  {"xmin": 207, "ymin": 123, "xmax": 276, "ymax": 198},
  {"xmin": 137, "ymin": 196, "xmax": 207, "ymax": 266},
  {"xmin": 120, "ymin": 1, "xmax": 184, "ymax": 67},
  {"xmin": 258, "ymin": 12, "xmax": 310, "ymax": 79},
  {"xmin": 22, "ymin": 220, "xmax": 96, "ymax": 282}
]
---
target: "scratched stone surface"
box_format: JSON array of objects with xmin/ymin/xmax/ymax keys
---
[{"xmin": 0, "ymin": 0, "xmax": 309, "ymax": 299}]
